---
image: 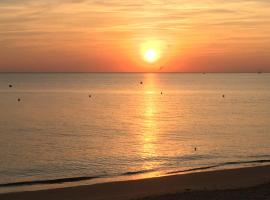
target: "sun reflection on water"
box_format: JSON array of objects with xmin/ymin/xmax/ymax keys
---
[{"xmin": 138, "ymin": 74, "xmax": 161, "ymax": 171}]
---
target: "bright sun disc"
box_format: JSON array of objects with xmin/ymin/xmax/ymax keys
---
[{"xmin": 144, "ymin": 49, "xmax": 158, "ymax": 63}]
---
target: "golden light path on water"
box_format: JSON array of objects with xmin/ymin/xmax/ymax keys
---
[{"xmin": 139, "ymin": 74, "xmax": 159, "ymax": 172}]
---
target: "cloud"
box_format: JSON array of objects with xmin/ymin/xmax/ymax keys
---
[{"xmin": 0, "ymin": 0, "xmax": 270, "ymax": 71}]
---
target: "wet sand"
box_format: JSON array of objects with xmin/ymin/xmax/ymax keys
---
[
  {"xmin": 1, "ymin": 165, "xmax": 270, "ymax": 200},
  {"xmin": 137, "ymin": 182, "xmax": 270, "ymax": 200}
]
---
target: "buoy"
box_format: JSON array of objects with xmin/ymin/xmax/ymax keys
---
[
  {"xmin": 17, "ymin": 98, "xmax": 21, "ymax": 102},
  {"xmin": 89, "ymin": 94, "xmax": 92, "ymax": 98},
  {"xmin": 140, "ymin": 81, "xmax": 143, "ymax": 84},
  {"xmin": 194, "ymin": 147, "xmax": 197, "ymax": 151},
  {"xmin": 9, "ymin": 84, "xmax": 12, "ymax": 88}
]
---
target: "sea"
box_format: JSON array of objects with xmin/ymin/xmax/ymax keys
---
[{"xmin": 0, "ymin": 73, "xmax": 270, "ymax": 193}]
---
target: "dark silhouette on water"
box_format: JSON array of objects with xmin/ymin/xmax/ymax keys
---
[
  {"xmin": 9, "ymin": 84, "xmax": 12, "ymax": 88},
  {"xmin": 194, "ymin": 147, "xmax": 197, "ymax": 151},
  {"xmin": 17, "ymin": 98, "xmax": 21, "ymax": 102},
  {"xmin": 222, "ymin": 94, "xmax": 225, "ymax": 98},
  {"xmin": 140, "ymin": 81, "xmax": 143, "ymax": 84},
  {"xmin": 89, "ymin": 94, "xmax": 92, "ymax": 98},
  {"xmin": 161, "ymin": 91, "xmax": 163, "ymax": 95}
]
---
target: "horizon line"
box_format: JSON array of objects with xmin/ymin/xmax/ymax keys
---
[{"xmin": 0, "ymin": 71, "xmax": 269, "ymax": 74}]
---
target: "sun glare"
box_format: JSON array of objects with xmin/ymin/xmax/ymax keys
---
[
  {"xmin": 141, "ymin": 40, "xmax": 164, "ymax": 64},
  {"xmin": 144, "ymin": 49, "xmax": 158, "ymax": 63}
]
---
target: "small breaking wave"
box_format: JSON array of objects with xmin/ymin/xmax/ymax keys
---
[
  {"xmin": 121, "ymin": 169, "xmax": 155, "ymax": 176},
  {"xmin": 0, "ymin": 176, "xmax": 100, "ymax": 188},
  {"xmin": 167, "ymin": 159, "xmax": 270, "ymax": 175},
  {"xmin": 1, "ymin": 159, "xmax": 270, "ymax": 189}
]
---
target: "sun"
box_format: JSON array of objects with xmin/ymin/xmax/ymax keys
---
[
  {"xmin": 140, "ymin": 40, "xmax": 165, "ymax": 64},
  {"xmin": 144, "ymin": 49, "xmax": 158, "ymax": 63}
]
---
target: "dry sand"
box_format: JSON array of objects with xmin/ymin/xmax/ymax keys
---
[{"xmin": 1, "ymin": 165, "xmax": 270, "ymax": 200}]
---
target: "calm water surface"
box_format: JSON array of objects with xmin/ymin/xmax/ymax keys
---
[{"xmin": 0, "ymin": 73, "xmax": 270, "ymax": 192}]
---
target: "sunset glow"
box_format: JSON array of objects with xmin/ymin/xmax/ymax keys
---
[
  {"xmin": 1, "ymin": 0, "xmax": 270, "ymax": 198},
  {"xmin": 144, "ymin": 49, "xmax": 158, "ymax": 63},
  {"xmin": 0, "ymin": 1, "xmax": 270, "ymax": 72}
]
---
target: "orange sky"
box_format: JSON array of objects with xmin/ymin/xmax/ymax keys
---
[{"xmin": 0, "ymin": 0, "xmax": 270, "ymax": 72}]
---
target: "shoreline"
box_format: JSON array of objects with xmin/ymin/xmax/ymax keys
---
[
  {"xmin": 1, "ymin": 158, "xmax": 270, "ymax": 190},
  {"xmin": 1, "ymin": 165, "xmax": 270, "ymax": 200}
]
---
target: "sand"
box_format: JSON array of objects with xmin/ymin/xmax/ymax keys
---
[
  {"xmin": 1, "ymin": 165, "xmax": 270, "ymax": 200},
  {"xmin": 138, "ymin": 182, "xmax": 270, "ymax": 200}
]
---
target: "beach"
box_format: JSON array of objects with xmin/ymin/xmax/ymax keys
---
[
  {"xmin": 1, "ymin": 0, "xmax": 270, "ymax": 198},
  {"xmin": 1, "ymin": 73, "xmax": 270, "ymax": 198},
  {"xmin": 1, "ymin": 165, "xmax": 270, "ymax": 200}
]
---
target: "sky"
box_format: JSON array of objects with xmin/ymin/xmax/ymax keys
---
[{"xmin": 0, "ymin": 0, "xmax": 270, "ymax": 72}]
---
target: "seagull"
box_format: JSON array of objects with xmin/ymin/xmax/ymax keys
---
[
  {"xmin": 9, "ymin": 84, "xmax": 12, "ymax": 88},
  {"xmin": 140, "ymin": 81, "xmax": 143, "ymax": 84},
  {"xmin": 17, "ymin": 98, "xmax": 21, "ymax": 102}
]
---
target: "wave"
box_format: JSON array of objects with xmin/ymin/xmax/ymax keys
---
[
  {"xmin": 167, "ymin": 159, "xmax": 270, "ymax": 175},
  {"xmin": 0, "ymin": 176, "xmax": 100, "ymax": 188},
  {"xmin": 1, "ymin": 159, "xmax": 270, "ymax": 188},
  {"xmin": 121, "ymin": 169, "xmax": 155, "ymax": 175}
]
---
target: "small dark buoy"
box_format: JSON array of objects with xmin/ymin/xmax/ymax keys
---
[
  {"xmin": 9, "ymin": 84, "xmax": 12, "ymax": 88},
  {"xmin": 140, "ymin": 81, "xmax": 143, "ymax": 85},
  {"xmin": 161, "ymin": 91, "xmax": 163, "ymax": 95},
  {"xmin": 89, "ymin": 94, "xmax": 92, "ymax": 98},
  {"xmin": 194, "ymin": 147, "xmax": 197, "ymax": 151},
  {"xmin": 222, "ymin": 94, "xmax": 225, "ymax": 98},
  {"xmin": 17, "ymin": 98, "xmax": 21, "ymax": 102}
]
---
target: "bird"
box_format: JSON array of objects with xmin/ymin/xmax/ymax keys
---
[
  {"xmin": 161, "ymin": 91, "xmax": 163, "ymax": 95},
  {"xmin": 194, "ymin": 147, "xmax": 197, "ymax": 151},
  {"xmin": 140, "ymin": 81, "xmax": 143, "ymax": 84},
  {"xmin": 159, "ymin": 66, "xmax": 164, "ymax": 71},
  {"xmin": 222, "ymin": 94, "xmax": 225, "ymax": 98},
  {"xmin": 89, "ymin": 94, "xmax": 92, "ymax": 98},
  {"xmin": 17, "ymin": 98, "xmax": 21, "ymax": 102},
  {"xmin": 9, "ymin": 84, "xmax": 12, "ymax": 88}
]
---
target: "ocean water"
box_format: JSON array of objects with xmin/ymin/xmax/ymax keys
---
[{"xmin": 0, "ymin": 73, "xmax": 270, "ymax": 193}]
